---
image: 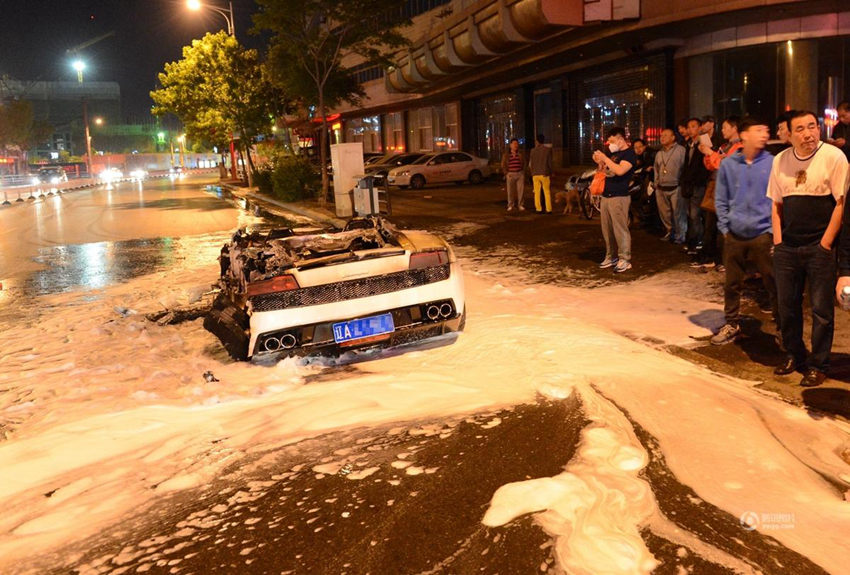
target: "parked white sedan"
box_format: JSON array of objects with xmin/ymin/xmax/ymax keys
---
[{"xmin": 387, "ymin": 151, "xmax": 490, "ymax": 189}]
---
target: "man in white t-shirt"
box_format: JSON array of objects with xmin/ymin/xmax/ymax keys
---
[{"xmin": 767, "ymin": 110, "xmax": 848, "ymax": 387}]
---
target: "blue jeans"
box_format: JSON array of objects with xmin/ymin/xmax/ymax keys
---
[{"xmin": 773, "ymin": 243, "xmax": 837, "ymax": 371}]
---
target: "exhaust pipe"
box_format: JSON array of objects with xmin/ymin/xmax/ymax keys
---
[
  {"xmin": 439, "ymin": 303, "xmax": 453, "ymax": 318},
  {"xmin": 280, "ymin": 334, "xmax": 297, "ymax": 349},
  {"xmin": 426, "ymin": 305, "xmax": 441, "ymax": 321},
  {"xmin": 263, "ymin": 336, "xmax": 281, "ymax": 352}
]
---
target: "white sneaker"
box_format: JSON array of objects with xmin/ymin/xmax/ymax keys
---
[
  {"xmin": 614, "ymin": 260, "xmax": 632, "ymax": 273},
  {"xmin": 599, "ymin": 257, "xmax": 618, "ymax": 269},
  {"xmin": 518, "ymin": 205, "xmax": 526, "ymax": 211},
  {"xmin": 710, "ymin": 323, "xmax": 741, "ymax": 345}
]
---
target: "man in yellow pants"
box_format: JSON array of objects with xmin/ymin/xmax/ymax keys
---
[{"xmin": 529, "ymin": 134, "xmax": 553, "ymax": 213}]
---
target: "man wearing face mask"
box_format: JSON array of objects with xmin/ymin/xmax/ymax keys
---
[{"xmin": 592, "ymin": 127, "xmax": 636, "ymax": 273}]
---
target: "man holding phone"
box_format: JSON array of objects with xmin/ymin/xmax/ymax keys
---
[{"xmin": 592, "ymin": 127, "xmax": 636, "ymax": 273}]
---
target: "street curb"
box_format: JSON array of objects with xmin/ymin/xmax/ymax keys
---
[
  {"xmin": 220, "ymin": 184, "xmax": 348, "ymax": 229},
  {"xmin": 0, "ymin": 179, "xmax": 100, "ymax": 207}
]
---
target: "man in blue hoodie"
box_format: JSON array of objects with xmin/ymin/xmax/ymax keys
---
[{"xmin": 711, "ymin": 116, "xmax": 777, "ymax": 345}]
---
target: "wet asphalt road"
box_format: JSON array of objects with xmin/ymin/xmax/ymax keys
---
[
  {"xmin": 1, "ymin": 175, "xmax": 846, "ymax": 573},
  {"xmin": 35, "ymin": 397, "xmax": 827, "ymax": 575}
]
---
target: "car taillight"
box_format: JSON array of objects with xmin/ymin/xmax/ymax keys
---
[
  {"xmin": 246, "ymin": 274, "xmax": 299, "ymax": 296},
  {"xmin": 409, "ymin": 250, "xmax": 449, "ymax": 270}
]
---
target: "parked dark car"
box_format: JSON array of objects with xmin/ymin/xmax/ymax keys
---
[{"xmin": 364, "ymin": 152, "xmax": 425, "ymax": 186}]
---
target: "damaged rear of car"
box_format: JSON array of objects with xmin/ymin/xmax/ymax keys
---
[{"xmin": 204, "ymin": 217, "xmax": 465, "ymax": 361}]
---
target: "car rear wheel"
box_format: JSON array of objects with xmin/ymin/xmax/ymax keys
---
[
  {"xmin": 468, "ymin": 170, "xmax": 483, "ymax": 184},
  {"xmin": 410, "ymin": 174, "xmax": 426, "ymax": 189}
]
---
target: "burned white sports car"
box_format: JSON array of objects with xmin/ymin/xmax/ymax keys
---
[{"xmin": 204, "ymin": 217, "xmax": 465, "ymax": 361}]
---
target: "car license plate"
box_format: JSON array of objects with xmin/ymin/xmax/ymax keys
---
[{"xmin": 333, "ymin": 313, "xmax": 395, "ymax": 344}]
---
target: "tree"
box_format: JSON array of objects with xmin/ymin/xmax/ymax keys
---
[
  {"xmin": 0, "ymin": 99, "xmax": 52, "ymax": 171},
  {"xmin": 150, "ymin": 32, "xmax": 287, "ymax": 186},
  {"xmin": 254, "ymin": 0, "xmax": 410, "ymax": 202}
]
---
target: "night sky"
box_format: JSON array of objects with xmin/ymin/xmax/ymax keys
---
[{"xmin": 0, "ymin": 0, "xmax": 259, "ymax": 121}]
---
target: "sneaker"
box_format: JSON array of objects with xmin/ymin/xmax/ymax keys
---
[
  {"xmin": 715, "ymin": 264, "xmax": 725, "ymax": 273},
  {"xmin": 660, "ymin": 232, "xmax": 671, "ymax": 241},
  {"xmin": 506, "ymin": 204, "xmax": 514, "ymax": 211},
  {"xmin": 614, "ymin": 259, "xmax": 632, "ymax": 273},
  {"xmin": 710, "ymin": 323, "xmax": 741, "ymax": 345},
  {"xmin": 598, "ymin": 257, "xmax": 619, "ymax": 269},
  {"xmin": 519, "ymin": 205, "xmax": 526, "ymax": 211},
  {"xmin": 689, "ymin": 260, "xmax": 704, "ymax": 268}
]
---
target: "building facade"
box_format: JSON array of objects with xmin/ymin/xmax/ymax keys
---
[{"xmin": 331, "ymin": 0, "xmax": 850, "ymax": 170}]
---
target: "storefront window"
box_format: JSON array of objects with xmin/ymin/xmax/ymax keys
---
[
  {"xmin": 444, "ymin": 103, "xmax": 459, "ymax": 150},
  {"xmin": 533, "ymin": 89, "xmax": 554, "ymax": 145},
  {"xmin": 713, "ymin": 45, "xmax": 777, "ymax": 122},
  {"xmin": 476, "ymin": 92, "xmax": 521, "ymax": 162},
  {"xmin": 416, "ymin": 107, "xmax": 433, "ymax": 151},
  {"xmin": 572, "ymin": 58, "xmax": 666, "ymax": 164},
  {"xmin": 382, "ymin": 112, "xmax": 406, "ymax": 152},
  {"xmin": 344, "ymin": 115, "xmax": 382, "ymax": 153},
  {"xmin": 406, "ymin": 104, "xmax": 459, "ymax": 152}
]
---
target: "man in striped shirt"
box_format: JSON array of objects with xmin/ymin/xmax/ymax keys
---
[{"xmin": 501, "ymin": 138, "xmax": 526, "ymax": 211}]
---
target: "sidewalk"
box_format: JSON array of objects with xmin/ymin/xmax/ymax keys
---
[{"xmin": 221, "ymin": 183, "xmax": 347, "ymax": 229}]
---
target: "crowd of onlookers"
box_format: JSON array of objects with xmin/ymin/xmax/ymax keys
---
[
  {"xmin": 499, "ymin": 104, "xmax": 850, "ymax": 387},
  {"xmin": 597, "ymin": 106, "xmax": 850, "ymax": 388}
]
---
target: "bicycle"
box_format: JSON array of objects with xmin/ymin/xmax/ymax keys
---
[{"xmin": 566, "ymin": 171, "xmax": 600, "ymax": 220}]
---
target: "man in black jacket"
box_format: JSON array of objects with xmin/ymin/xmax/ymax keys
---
[{"xmin": 680, "ymin": 117, "xmax": 710, "ymax": 255}]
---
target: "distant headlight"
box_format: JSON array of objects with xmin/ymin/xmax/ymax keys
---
[
  {"xmin": 398, "ymin": 170, "xmax": 410, "ymax": 176},
  {"xmin": 31, "ymin": 177, "xmax": 40, "ymax": 185}
]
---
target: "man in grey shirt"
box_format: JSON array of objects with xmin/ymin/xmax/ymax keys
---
[{"xmin": 653, "ymin": 128, "xmax": 687, "ymax": 243}]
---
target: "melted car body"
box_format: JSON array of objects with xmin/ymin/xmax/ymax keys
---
[{"xmin": 204, "ymin": 217, "xmax": 465, "ymax": 361}]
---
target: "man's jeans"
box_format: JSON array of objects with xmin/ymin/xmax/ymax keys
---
[
  {"xmin": 685, "ymin": 185, "xmax": 705, "ymax": 247},
  {"xmin": 723, "ymin": 233, "xmax": 777, "ymax": 325},
  {"xmin": 600, "ymin": 195, "xmax": 631, "ymax": 261},
  {"xmin": 773, "ymin": 242, "xmax": 837, "ymax": 371},
  {"xmin": 506, "ymin": 172, "xmax": 525, "ymax": 209},
  {"xmin": 532, "ymin": 175, "xmax": 552, "ymax": 212},
  {"xmin": 655, "ymin": 186, "xmax": 686, "ymax": 242}
]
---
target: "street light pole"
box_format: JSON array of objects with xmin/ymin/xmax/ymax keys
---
[
  {"xmin": 187, "ymin": 0, "xmax": 238, "ymax": 180},
  {"xmin": 187, "ymin": 0, "xmax": 236, "ymax": 39},
  {"xmin": 82, "ymin": 100, "xmax": 94, "ymax": 178},
  {"xmin": 73, "ymin": 60, "xmax": 94, "ymax": 178}
]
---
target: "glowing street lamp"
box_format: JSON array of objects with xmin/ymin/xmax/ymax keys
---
[
  {"xmin": 72, "ymin": 59, "xmax": 86, "ymax": 84},
  {"xmin": 187, "ymin": 0, "xmax": 235, "ymax": 38}
]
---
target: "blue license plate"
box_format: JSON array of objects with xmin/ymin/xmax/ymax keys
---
[{"xmin": 333, "ymin": 313, "xmax": 395, "ymax": 344}]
